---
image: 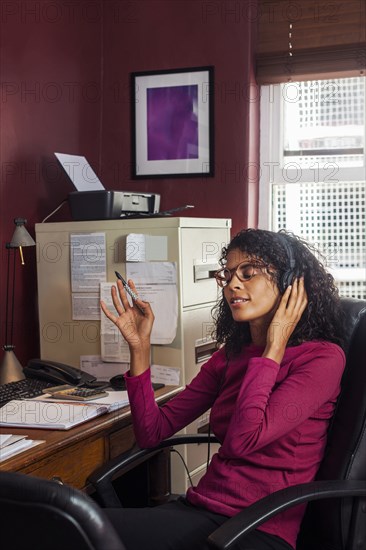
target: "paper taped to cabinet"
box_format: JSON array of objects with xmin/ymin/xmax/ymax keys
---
[{"xmin": 126, "ymin": 262, "xmax": 178, "ymax": 344}]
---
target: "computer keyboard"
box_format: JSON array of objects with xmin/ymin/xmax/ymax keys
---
[{"xmin": 0, "ymin": 378, "xmax": 55, "ymax": 408}]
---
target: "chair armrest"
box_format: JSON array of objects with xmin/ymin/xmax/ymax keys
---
[
  {"xmin": 207, "ymin": 479, "xmax": 366, "ymax": 550},
  {"xmin": 88, "ymin": 433, "xmax": 218, "ymax": 507}
]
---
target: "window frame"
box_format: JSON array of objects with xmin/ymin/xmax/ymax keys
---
[
  {"xmin": 259, "ymin": 80, "xmax": 366, "ymax": 230},
  {"xmin": 258, "ymin": 78, "xmax": 366, "ymax": 298}
]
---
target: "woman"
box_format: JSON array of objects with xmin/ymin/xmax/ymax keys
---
[{"xmin": 101, "ymin": 229, "xmax": 345, "ymax": 550}]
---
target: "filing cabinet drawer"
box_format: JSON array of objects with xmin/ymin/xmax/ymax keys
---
[
  {"xmin": 186, "ymin": 415, "xmax": 220, "ymax": 473},
  {"xmin": 181, "ymin": 227, "xmax": 229, "ymax": 307},
  {"xmin": 181, "ymin": 306, "xmax": 220, "ymax": 476},
  {"xmin": 182, "ymin": 306, "xmax": 218, "ymax": 383}
]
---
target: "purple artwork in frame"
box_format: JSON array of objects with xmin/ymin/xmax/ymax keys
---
[
  {"xmin": 132, "ymin": 66, "xmax": 214, "ymax": 178},
  {"xmin": 147, "ymin": 85, "xmax": 199, "ymax": 161}
]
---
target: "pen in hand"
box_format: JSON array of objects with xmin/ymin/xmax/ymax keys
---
[{"xmin": 114, "ymin": 271, "xmax": 145, "ymax": 315}]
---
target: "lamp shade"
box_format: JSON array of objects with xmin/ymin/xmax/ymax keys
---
[
  {"xmin": 9, "ymin": 219, "xmax": 36, "ymax": 248},
  {"xmin": 0, "ymin": 348, "xmax": 25, "ymax": 384}
]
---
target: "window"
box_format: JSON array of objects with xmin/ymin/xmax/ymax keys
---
[{"xmin": 259, "ymin": 77, "xmax": 366, "ymax": 299}]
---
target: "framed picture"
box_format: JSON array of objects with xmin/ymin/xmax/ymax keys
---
[{"xmin": 131, "ymin": 66, "xmax": 214, "ymax": 179}]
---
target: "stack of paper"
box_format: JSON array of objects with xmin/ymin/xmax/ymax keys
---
[
  {"xmin": 0, "ymin": 391, "xmax": 130, "ymax": 431},
  {"xmin": 0, "ymin": 434, "xmax": 44, "ymax": 461},
  {"xmin": 0, "ymin": 400, "xmax": 108, "ymax": 430}
]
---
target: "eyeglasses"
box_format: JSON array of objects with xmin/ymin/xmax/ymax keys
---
[{"xmin": 215, "ymin": 262, "xmax": 266, "ymax": 288}]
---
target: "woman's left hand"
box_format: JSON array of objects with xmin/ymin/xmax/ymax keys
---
[{"xmin": 263, "ymin": 277, "xmax": 308, "ymax": 364}]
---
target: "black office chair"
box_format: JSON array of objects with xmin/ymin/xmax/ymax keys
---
[
  {"xmin": 88, "ymin": 298, "xmax": 366, "ymax": 550},
  {"xmin": 0, "ymin": 471, "xmax": 126, "ymax": 550}
]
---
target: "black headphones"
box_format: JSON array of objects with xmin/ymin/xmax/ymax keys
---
[{"xmin": 277, "ymin": 233, "xmax": 298, "ymax": 293}]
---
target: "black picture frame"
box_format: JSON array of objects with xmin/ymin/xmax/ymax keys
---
[{"xmin": 131, "ymin": 66, "xmax": 214, "ymax": 179}]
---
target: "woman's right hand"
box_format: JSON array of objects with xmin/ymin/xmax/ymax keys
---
[{"xmin": 100, "ymin": 279, "xmax": 154, "ymax": 353}]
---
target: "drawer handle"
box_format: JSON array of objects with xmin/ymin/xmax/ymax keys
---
[
  {"xmin": 51, "ymin": 476, "xmax": 64, "ymax": 485},
  {"xmin": 195, "ymin": 340, "xmax": 217, "ymax": 363},
  {"xmin": 193, "ymin": 263, "xmax": 218, "ymax": 282}
]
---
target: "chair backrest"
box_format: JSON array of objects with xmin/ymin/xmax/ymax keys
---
[
  {"xmin": 298, "ymin": 298, "xmax": 366, "ymax": 550},
  {"xmin": 0, "ymin": 470, "xmax": 125, "ymax": 550}
]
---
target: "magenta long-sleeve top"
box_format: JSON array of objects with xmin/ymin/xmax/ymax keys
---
[{"xmin": 125, "ymin": 340, "xmax": 345, "ymax": 548}]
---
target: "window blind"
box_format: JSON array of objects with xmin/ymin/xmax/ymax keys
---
[{"xmin": 256, "ymin": 0, "xmax": 366, "ymax": 83}]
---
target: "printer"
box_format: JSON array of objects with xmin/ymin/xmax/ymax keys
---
[
  {"xmin": 68, "ymin": 190, "xmax": 161, "ymax": 221},
  {"xmin": 55, "ymin": 152, "xmax": 160, "ymax": 220}
]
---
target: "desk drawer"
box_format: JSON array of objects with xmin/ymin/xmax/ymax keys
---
[
  {"xmin": 109, "ymin": 425, "xmax": 136, "ymax": 458},
  {"xmin": 22, "ymin": 437, "xmax": 105, "ymax": 489}
]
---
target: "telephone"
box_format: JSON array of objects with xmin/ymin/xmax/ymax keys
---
[{"xmin": 23, "ymin": 358, "xmax": 97, "ymax": 387}]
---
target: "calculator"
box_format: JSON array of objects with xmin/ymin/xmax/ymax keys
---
[{"xmin": 48, "ymin": 387, "xmax": 108, "ymax": 401}]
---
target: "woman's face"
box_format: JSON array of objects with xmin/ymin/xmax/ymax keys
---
[{"xmin": 222, "ymin": 249, "xmax": 280, "ymax": 328}]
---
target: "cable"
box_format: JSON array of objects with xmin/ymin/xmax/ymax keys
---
[
  {"xmin": 168, "ymin": 357, "xmax": 230, "ymax": 487},
  {"xmin": 41, "ymin": 199, "xmax": 68, "ymax": 222},
  {"xmin": 170, "ymin": 448, "xmax": 194, "ymax": 488},
  {"xmin": 4, "ymin": 246, "xmax": 11, "ymax": 345},
  {"xmin": 10, "ymin": 249, "xmax": 16, "ymax": 344},
  {"xmin": 206, "ymin": 423, "xmax": 212, "ymax": 471}
]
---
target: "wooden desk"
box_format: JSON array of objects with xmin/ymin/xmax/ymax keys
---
[{"xmin": 0, "ymin": 386, "xmax": 180, "ymax": 492}]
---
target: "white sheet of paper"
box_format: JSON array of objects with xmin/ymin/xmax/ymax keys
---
[
  {"xmin": 70, "ymin": 233, "xmax": 107, "ymax": 293},
  {"xmin": 72, "ymin": 293, "xmax": 100, "ymax": 320},
  {"xmin": 151, "ymin": 364, "xmax": 180, "ymax": 386},
  {"xmin": 0, "ymin": 434, "xmax": 14, "ymax": 447},
  {"xmin": 100, "ymin": 283, "xmax": 131, "ymax": 362},
  {"xmin": 55, "ymin": 153, "xmax": 104, "ymax": 191},
  {"xmin": 127, "ymin": 262, "xmax": 177, "ymax": 284},
  {"xmin": 80, "ymin": 355, "xmax": 129, "ymax": 381},
  {"xmin": 0, "ymin": 439, "xmax": 44, "ymax": 461},
  {"xmin": 126, "ymin": 233, "xmax": 146, "ymax": 261},
  {"xmin": 126, "ymin": 234, "xmax": 168, "ymax": 262},
  {"xmin": 126, "ymin": 262, "xmax": 178, "ymax": 344}
]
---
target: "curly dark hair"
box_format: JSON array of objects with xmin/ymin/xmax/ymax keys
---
[{"xmin": 213, "ymin": 228, "xmax": 344, "ymax": 356}]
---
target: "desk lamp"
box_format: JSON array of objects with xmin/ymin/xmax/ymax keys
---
[{"xmin": 0, "ymin": 218, "xmax": 36, "ymax": 384}]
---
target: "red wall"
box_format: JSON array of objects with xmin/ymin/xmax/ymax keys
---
[
  {"xmin": 100, "ymin": 0, "xmax": 259, "ymax": 232},
  {"xmin": 0, "ymin": 0, "xmax": 259, "ymax": 366}
]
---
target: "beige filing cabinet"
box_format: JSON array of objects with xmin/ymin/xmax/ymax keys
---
[{"xmin": 35, "ymin": 217, "xmax": 231, "ymax": 491}]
